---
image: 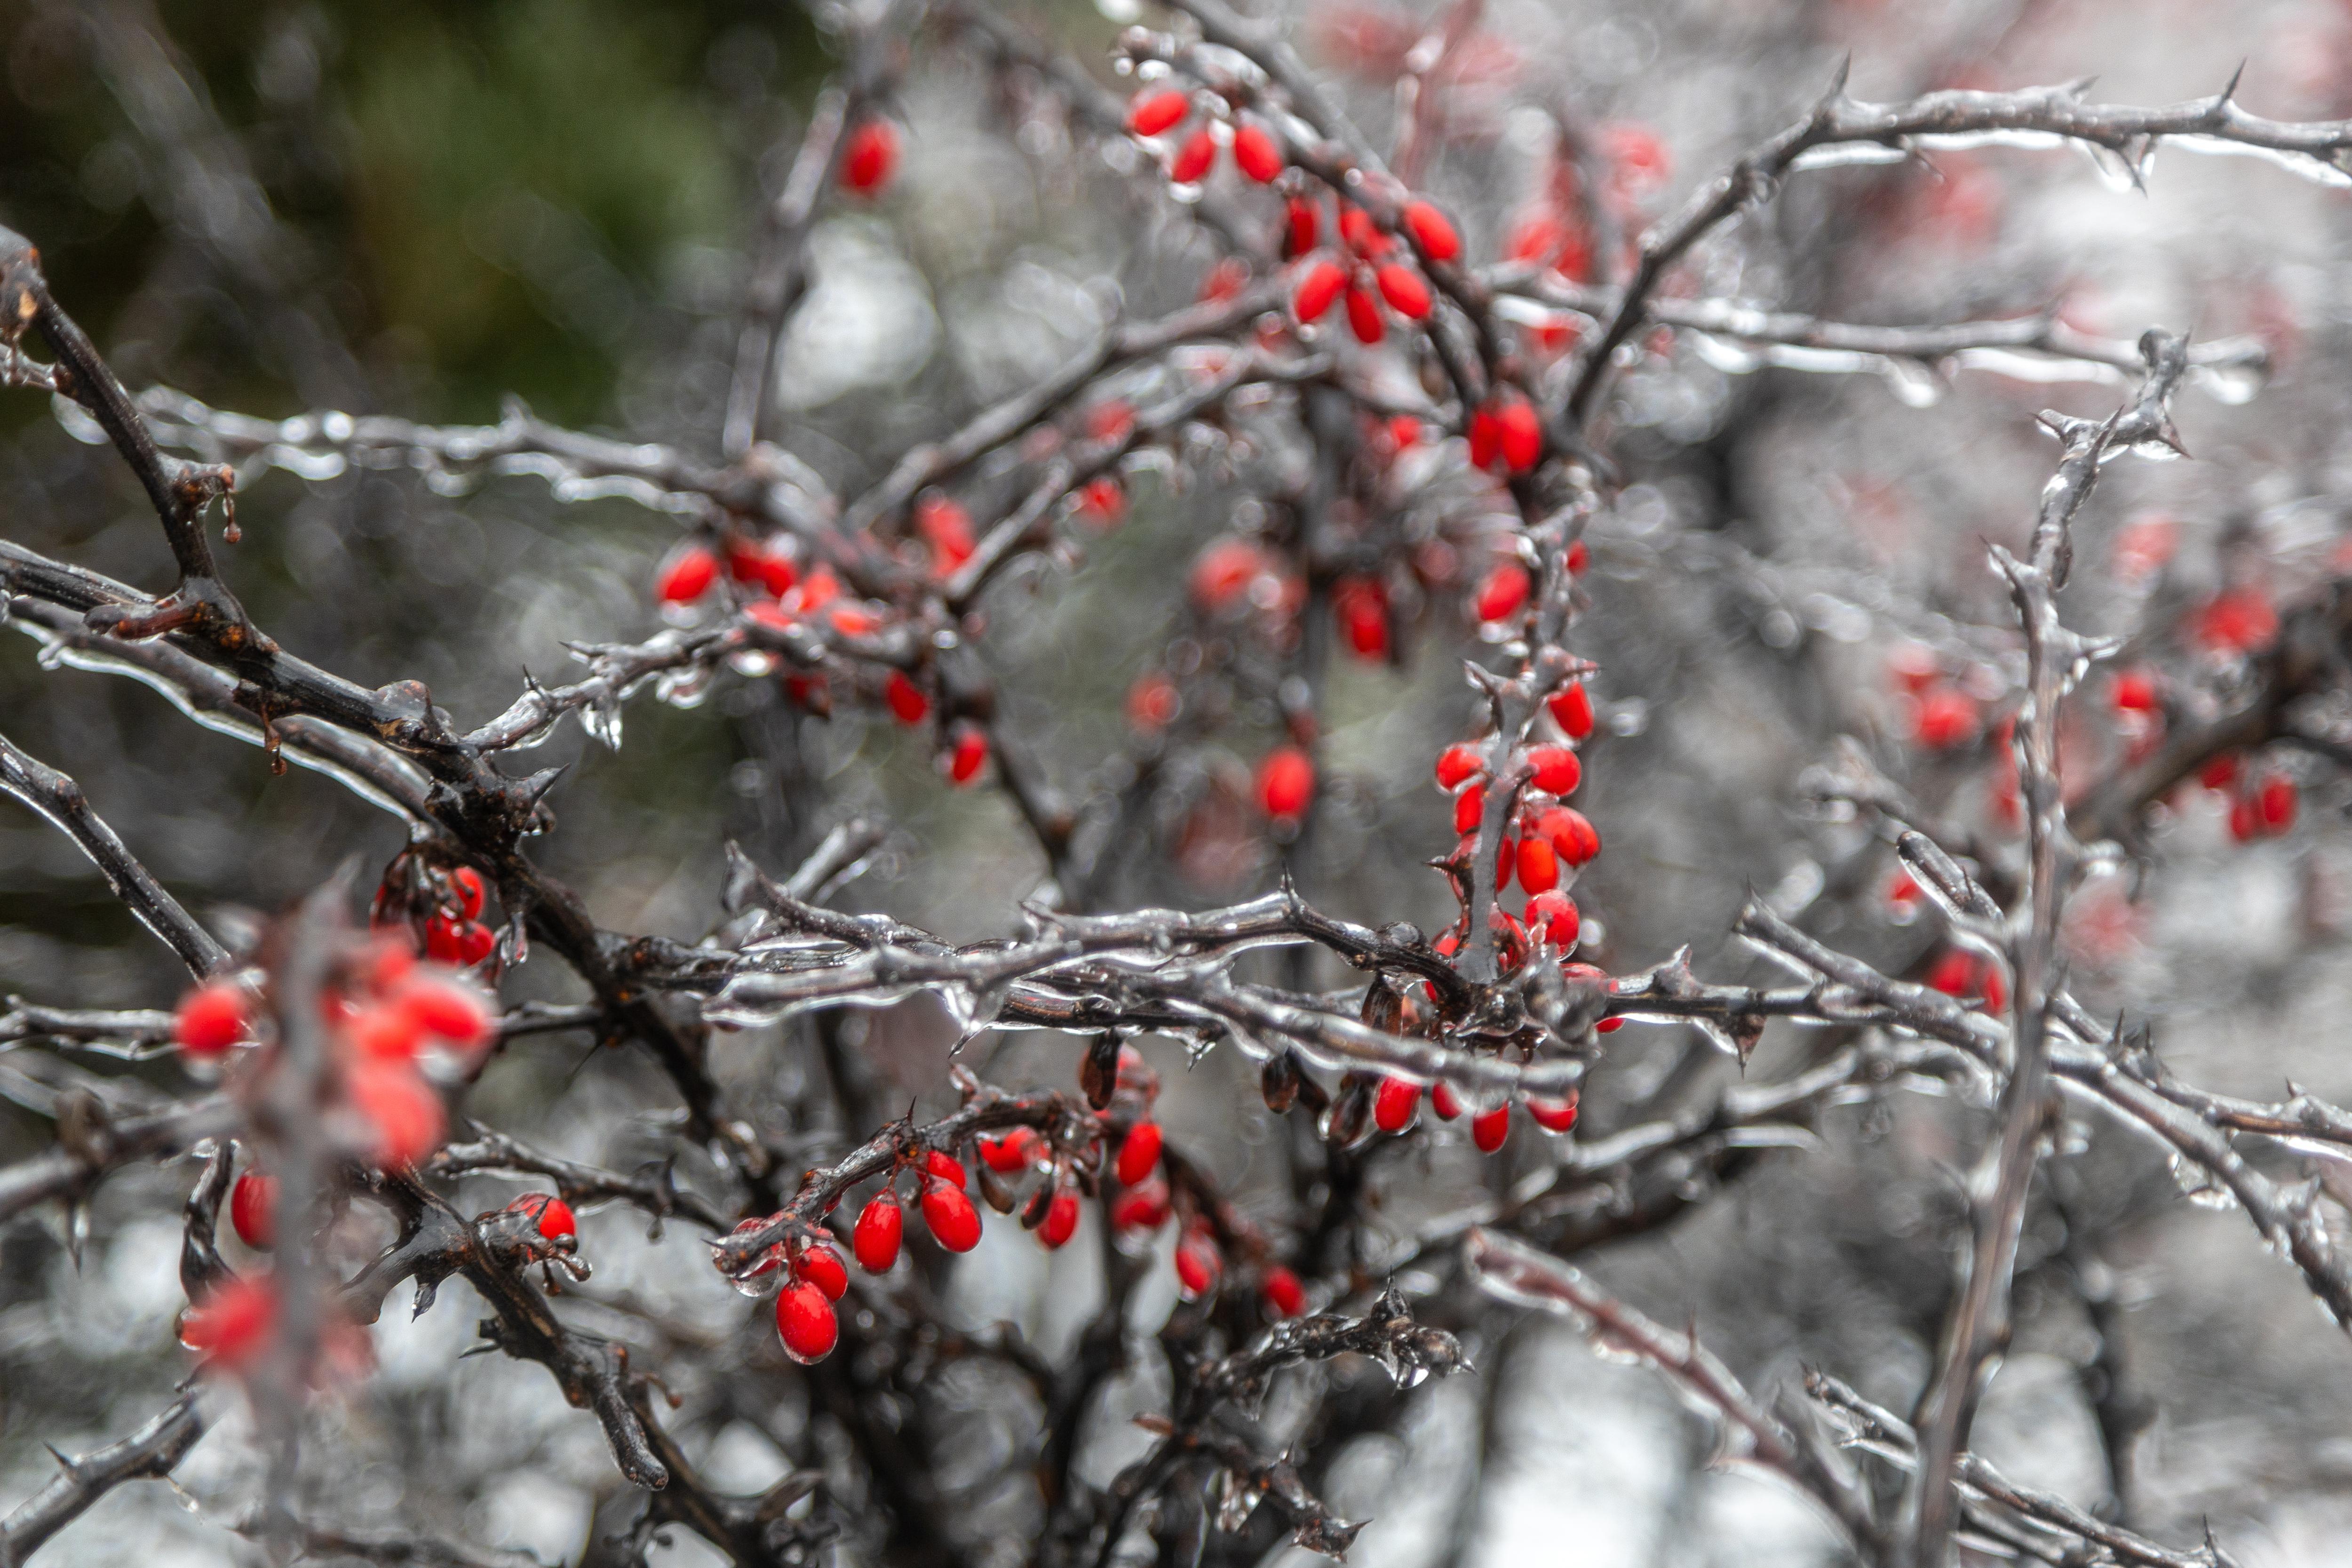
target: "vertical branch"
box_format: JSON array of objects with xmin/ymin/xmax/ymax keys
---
[
  {"xmin": 1906, "ymin": 332, "xmax": 2188, "ymax": 1568},
  {"xmin": 721, "ymin": 0, "xmax": 914, "ymax": 460}
]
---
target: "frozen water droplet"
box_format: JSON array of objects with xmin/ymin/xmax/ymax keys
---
[
  {"xmin": 1879, "ymin": 357, "xmax": 1946, "ymax": 407},
  {"xmin": 580, "ymin": 700, "xmax": 623, "ymax": 751}
]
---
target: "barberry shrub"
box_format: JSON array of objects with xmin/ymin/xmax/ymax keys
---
[{"xmin": 0, "ymin": 3, "xmax": 2348, "ymax": 1567}]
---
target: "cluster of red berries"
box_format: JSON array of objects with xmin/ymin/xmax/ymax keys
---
[
  {"xmin": 1126, "ymin": 87, "xmax": 1287, "ymax": 187},
  {"xmin": 174, "ymin": 937, "xmax": 490, "ymax": 1169},
  {"xmin": 1286, "ymin": 197, "xmax": 1455, "ymax": 347},
  {"xmin": 372, "ymin": 857, "xmax": 499, "ymax": 971},
  {"xmin": 2196, "ymin": 752, "xmax": 2299, "ymax": 841},
  {"xmin": 1370, "ymin": 1075, "xmax": 1578, "ymax": 1154}
]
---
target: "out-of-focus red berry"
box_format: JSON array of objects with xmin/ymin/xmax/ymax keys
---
[
  {"xmin": 1127, "ymin": 88, "xmax": 1191, "ymax": 137},
  {"xmin": 1038, "ymin": 1189, "xmax": 1081, "ymax": 1250},
  {"xmin": 1262, "ymin": 1265, "xmax": 1307, "ymax": 1318},
  {"xmin": 1913, "ymin": 686, "xmax": 1979, "ymax": 750},
  {"xmin": 1401, "ymin": 200, "xmax": 1460, "ymax": 261},
  {"xmin": 655, "ymin": 545, "xmax": 719, "ymax": 605},
  {"xmin": 1169, "ymin": 128, "xmax": 1217, "ymax": 184},
  {"xmin": 1375, "ymin": 263, "xmax": 1432, "ymax": 319},
  {"xmin": 1116, "ymin": 1122, "xmax": 1164, "ymax": 1186},
  {"xmin": 1231, "ymin": 120, "xmax": 1284, "ymax": 182},
  {"xmin": 349, "ymin": 1060, "xmax": 445, "ymax": 1169},
  {"xmin": 1527, "ymin": 1092, "xmax": 1580, "ymax": 1133},
  {"xmin": 1526, "ymin": 890, "xmax": 1579, "ymax": 947},
  {"xmin": 1471, "ymin": 1103, "xmax": 1510, "ymax": 1153},
  {"xmin": 182, "ymin": 1275, "xmax": 278, "ymax": 1369},
  {"xmin": 231, "ymin": 1170, "xmax": 277, "ymax": 1250},
  {"xmin": 1474, "ymin": 561, "xmax": 1530, "ymax": 622},
  {"xmin": 1437, "ymin": 745, "xmax": 1486, "ymax": 790},
  {"xmin": 947, "ymin": 726, "xmax": 988, "ymax": 786},
  {"xmin": 1345, "ymin": 285, "xmax": 1385, "ymax": 343},
  {"xmin": 1255, "ymin": 747, "xmax": 1316, "ymax": 820},
  {"xmin": 175, "ymin": 981, "xmax": 251, "ymax": 1058},
  {"xmin": 840, "ymin": 121, "xmax": 899, "ymax": 195}
]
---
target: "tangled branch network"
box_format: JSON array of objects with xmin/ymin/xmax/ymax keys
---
[{"xmin": 6, "ymin": 3, "xmax": 2352, "ymax": 1565}]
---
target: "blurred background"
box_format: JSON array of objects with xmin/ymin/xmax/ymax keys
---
[{"xmin": 8, "ymin": 0, "xmax": 2352, "ymax": 1563}]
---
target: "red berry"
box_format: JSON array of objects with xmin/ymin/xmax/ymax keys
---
[
  {"xmin": 455, "ymin": 921, "xmax": 496, "ymax": 967},
  {"xmin": 181, "ymin": 1276, "xmax": 278, "ymax": 1369},
  {"xmin": 1373, "ymin": 1076, "xmax": 1420, "ymax": 1132},
  {"xmin": 1430, "ymin": 1082, "xmax": 1463, "ymax": 1120},
  {"xmin": 2200, "ymin": 753, "xmax": 2241, "ymax": 791},
  {"xmin": 926, "ymin": 1150, "xmax": 968, "ymax": 1189},
  {"xmin": 2229, "ymin": 791, "xmax": 2260, "ymax": 843},
  {"xmin": 1516, "ymin": 836, "xmax": 1561, "ymax": 894},
  {"xmin": 1469, "ymin": 406, "xmax": 1502, "ymax": 471},
  {"xmin": 1453, "ymin": 785, "xmax": 1485, "ymax": 835},
  {"xmin": 398, "ymin": 979, "xmax": 490, "ymax": 1049},
  {"xmin": 798, "ymin": 1242, "xmax": 850, "ymax": 1302},
  {"xmin": 1526, "ymin": 745, "xmax": 1581, "ymax": 796},
  {"xmin": 424, "ymin": 913, "xmax": 465, "ymax": 963},
  {"xmin": 175, "ymin": 981, "xmax": 251, "ymax": 1058},
  {"xmin": 1285, "ymin": 197, "xmax": 1320, "ymax": 257},
  {"xmin": 854, "ymin": 1192, "xmax": 904, "ymax": 1273},
  {"xmin": 1925, "ymin": 949, "xmax": 1978, "ymax": 997},
  {"xmin": 1496, "ymin": 398, "xmax": 1542, "ymax": 472},
  {"xmin": 840, "ymin": 121, "xmax": 899, "ymax": 195},
  {"xmin": 1471, "ymin": 1103, "xmax": 1510, "ymax": 1153},
  {"xmin": 655, "ymin": 544, "xmax": 719, "ymax": 605},
  {"xmin": 1077, "ymin": 476, "xmax": 1126, "ymax": 525},
  {"xmin": 1128, "ymin": 672, "xmax": 1180, "ymax": 732},
  {"xmin": 922, "ymin": 1178, "xmax": 983, "ymax": 1252},
  {"xmin": 1169, "ymin": 127, "xmax": 1216, "ymax": 184},
  {"xmin": 1437, "ymin": 744, "xmax": 1486, "ymax": 790},
  {"xmin": 1127, "ymin": 88, "xmax": 1190, "ymax": 137},
  {"xmin": 1345, "ymin": 285, "xmax": 1384, "ymax": 344},
  {"xmin": 1400, "ymin": 200, "xmax": 1460, "ymax": 262},
  {"xmin": 230, "ymin": 1170, "xmax": 277, "ymax": 1250},
  {"xmin": 1527, "ymin": 1092, "xmax": 1580, "ymax": 1133},
  {"xmin": 2112, "ymin": 669, "xmax": 2159, "ymax": 713},
  {"xmin": 1549, "ymin": 682, "xmax": 1594, "ymax": 740},
  {"xmin": 1334, "ymin": 578, "xmax": 1389, "ymax": 658},
  {"xmin": 980, "ymin": 1128, "xmax": 1040, "ymax": 1173},
  {"xmin": 449, "ymin": 867, "xmax": 486, "ymax": 920},
  {"xmin": 777, "ymin": 1281, "xmax": 839, "ymax": 1363},
  {"xmin": 2193, "ymin": 587, "xmax": 2278, "ymax": 654},
  {"xmin": 1192, "ymin": 537, "xmax": 1271, "ymax": 610},
  {"xmin": 1566, "ymin": 539, "xmax": 1589, "ymax": 575},
  {"xmin": 351, "ymin": 1004, "xmax": 424, "ymax": 1062},
  {"xmin": 1913, "ymin": 686, "xmax": 1979, "ymax": 750},
  {"xmin": 532, "ymin": 1195, "xmax": 577, "ymax": 1242},
  {"xmin": 1117, "ymin": 1122, "xmax": 1164, "ymax": 1186},
  {"xmin": 1495, "ymin": 834, "xmax": 1516, "ymax": 891},
  {"xmin": 1374, "ymin": 263, "xmax": 1431, "ymax": 320},
  {"xmin": 349, "ymin": 1060, "xmax": 445, "ymax": 1169},
  {"xmin": 1175, "ymin": 1232, "xmax": 1221, "ymax": 1298},
  {"xmin": 948, "ymin": 726, "xmax": 989, "ymax": 786},
  {"xmin": 916, "ymin": 494, "xmax": 975, "ymax": 574},
  {"xmin": 1474, "ymin": 561, "xmax": 1530, "ymax": 622},
  {"xmin": 885, "ymin": 671, "xmax": 930, "ymax": 725},
  {"xmin": 1255, "ymin": 746, "xmax": 1316, "ymax": 820},
  {"xmin": 1537, "ymin": 806, "xmax": 1603, "ymax": 867},
  {"xmin": 1038, "ymin": 1189, "xmax": 1080, "ymax": 1250},
  {"xmin": 1526, "ymin": 891, "xmax": 1580, "ymax": 948},
  {"xmin": 1231, "ymin": 120, "xmax": 1283, "ymax": 182},
  {"xmin": 1110, "ymin": 1179, "xmax": 1171, "ymax": 1231},
  {"xmin": 1338, "ymin": 206, "xmax": 1389, "ymax": 257},
  {"xmin": 2259, "ymin": 773, "xmax": 2298, "ymax": 832},
  {"xmin": 1262, "ymin": 1265, "xmax": 1307, "ymax": 1318}
]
